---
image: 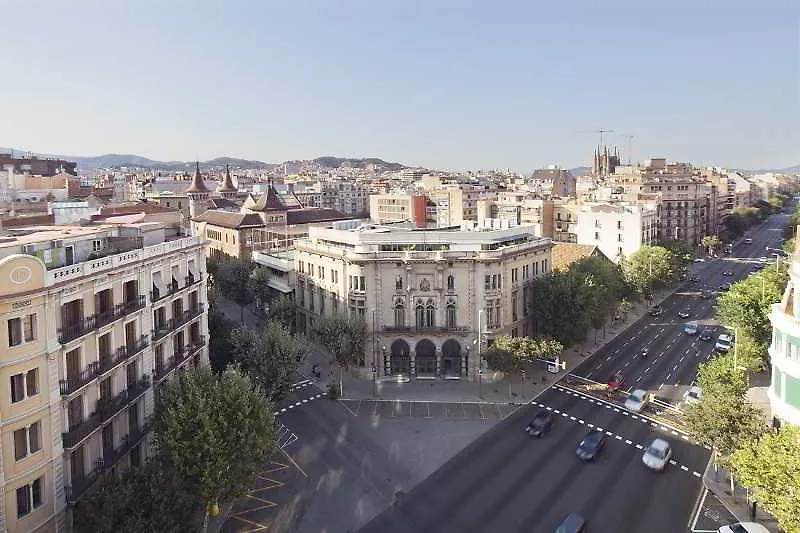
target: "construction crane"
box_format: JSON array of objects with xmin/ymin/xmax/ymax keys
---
[{"xmin": 575, "ymin": 129, "xmax": 615, "ymax": 149}]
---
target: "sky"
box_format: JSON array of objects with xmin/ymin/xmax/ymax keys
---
[{"xmin": 0, "ymin": 0, "xmax": 797, "ymax": 171}]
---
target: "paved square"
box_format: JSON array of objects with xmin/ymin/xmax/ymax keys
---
[{"xmin": 340, "ymin": 400, "xmax": 518, "ymax": 421}]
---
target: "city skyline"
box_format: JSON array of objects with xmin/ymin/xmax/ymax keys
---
[{"xmin": 0, "ymin": 0, "xmax": 797, "ymax": 171}]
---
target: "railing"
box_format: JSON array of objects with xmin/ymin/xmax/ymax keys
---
[
  {"xmin": 58, "ymin": 316, "xmax": 97, "ymax": 344},
  {"xmin": 153, "ymin": 357, "xmax": 178, "ymax": 382},
  {"xmin": 60, "ymin": 362, "xmax": 100, "ymax": 396},
  {"xmin": 104, "ymin": 420, "xmax": 152, "ymax": 469},
  {"xmin": 382, "ymin": 325, "xmax": 411, "ymax": 332},
  {"xmin": 65, "ymin": 459, "xmax": 105, "ymax": 504},
  {"xmin": 151, "ymin": 319, "xmax": 174, "ymax": 341},
  {"xmin": 120, "ymin": 295, "xmax": 146, "ymax": 315},
  {"xmin": 185, "ymin": 274, "xmax": 203, "ymax": 288},
  {"xmin": 383, "ymin": 325, "xmax": 470, "ymax": 333},
  {"xmin": 187, "ymin": 335, "xmax": 207, "ymax": 354}
]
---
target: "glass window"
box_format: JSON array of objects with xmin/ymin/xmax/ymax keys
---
[
  {"xmin": 8, "ymin": 317, "xmax": 21, "ymax": 346},
  {"xmin": 14, "ymin": 429, "xmax": 27, "ymax": 460},
  {"xmin": 26, "ymin": 369, "xmax": 38, "ymax": 397},
  {"xmin": 10, "ymin": 373, "xmax": 25, "ymax": 403}
]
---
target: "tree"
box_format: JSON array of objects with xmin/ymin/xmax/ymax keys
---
[
  {"xmin": 729, "ymin": 425, "xmax": 800, "ymax": 533},
  {"xmin": 695, "ymin": 353, "xmax": 749, "ymax": 399},
  {"xmin": 701, "ymin": 235, "xmax": 721, "ymax": 256},
  {"xmin": 214, "ymin": 257, "xmax": 256, "ymax": 324},
  {"xmin": 616, "ymin": 299, "xmax": 633, "ymax": 321},
  {"xmin": 314, "ymin": 313, "xmax": 367, "ymax": 370},
  {"xmin": 153, "ymin": 367, "xmax": 278, "ymax": 528},
  {"xmin": 230, "ymin": 320, "xmax": 305, "ymax": 400},
  {"xmin": 492, "ymin": 335, "xmax": 563, "ymax": 363},
  {"xmin": 267, "ymin": 294, "xmax": 296, "ymax": 330},
  {"xmin": 247, "ymin": 266, "xmax": 273, "ymax": 310},
  {"xmin": 73, "ymin": 456, "xmax": 201, "ymax": 533},
  {"xmin": 484, "ymin": 346, "xmax": 527, "ymax": 375},
  {"xmin": 208, "ymin": 309, "xmax": 237, "ymax": 373},
  {"xmin": 621, "ymin": 246, "xmax": 677, "ymax": 297},
  {"xmin": 684, "ymin": 394, "xmax": 765, "ymax": 458}
]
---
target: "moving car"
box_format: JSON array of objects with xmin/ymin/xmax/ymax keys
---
[
  {"xmin": 744, "ymin": 238, "xmax": 753, "ymax": 244},
  {"xmin": 717, "ymin": 523, "xmax": 770, "ymax": 533},
  {"xmin": 700, "ymin": 329, "xmax": 714, "ymax": 341},
  {"xmin": 715, "ymin": 333, "xmax": 734, "ymax": 352},
  {"xmin": 684, "ymin": 322, "xmax": 698, "ymax": 335},
  {"xmin": 690, "ymin": 275, "xmax": 699, "ymax": 282},
  {"xmin": 624, "ymin": 389, "xmax": 649, "ymax": 413},
  {"xmin": 683, "ymin": 385, "xmax": 703, "ymax": 406},
  {"xmin": 649, "ymin": 305, "xmax": 663, "ymax": 317},
  {"xmin": 694, "ymin": 258, "xmax": 706, "ymax": 263},
  {"xmin": 576, "ymin": 429, "xmax": 606, "ymax": 461},
  {"xmin": 723, "ymin": 270, "xmax": 733, "ymax": 276},
  {"xmin": 607, "ymin": 371, "xmax": 625, "ymax": 392},
  {"xmin": 642, "ymin": 438, "xmax": 672, "ymax": 471},
  {"xmin": 555, "ymin": 512, "xmax": 586, "ymax": 533},
  {"xmin": 677, "ymin": 309, "xmax": 691, "ymax": 319},
  {"xmin": 719, "ymin": 283, "xmax": 731, "ymax": 291},
  {"xmin": 526, "ymin": 410, "xmax": 554, "ymax": 438}
]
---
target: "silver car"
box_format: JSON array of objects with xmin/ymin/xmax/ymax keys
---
[
  {"xmin": 642, "ymin": 438, "xmax": 672, "ymax": 471},
  {"xmin": 624, "ymin": 389, "xmax": 649, "ymax": 413}
]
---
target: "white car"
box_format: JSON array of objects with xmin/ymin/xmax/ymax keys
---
[
  {"xmin": 715, "ymin": 333, "xmax": 734, "ymax": 352},
  {"xmin": 624, "ymin": 389, "xmax": 649, "ymax": 413},
  {"xmin": 684, "ymin": 322, "xmax": 698, "ymax": 335},
  {"xmin": 744, "ymin": 238, "xmax": 753, "ymax": 244},
  {"xmin": 694, "ymin": 258, "xmax": 706, "ymax": 263},
  {"xmin": 683, "ymin": 385, "xmax": 703, "ymax": 406},
  {"xmin": 642, "ymin": 438, "xmax": 672, "ymax": 471},
  {"xmin": 717, "ymin": 523, "xmax": 770, "ymax": 533}
]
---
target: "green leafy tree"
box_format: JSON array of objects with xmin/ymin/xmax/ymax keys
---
[
  {"xmin": 484, "ymin": 346, "xmax": 527, "ymax": 375},
  {"xmin": 616, "ymin": 299, "xmax": 633, "ymax": 321},
  {"xmin": 621, "ymin": 246, "xmax": 677, "ymax": 297},
  {"xmin": 267, "ymin": 294, "xmax": 296, "ymax": 330},
  {"xmin": 695, "ymin": 353, "xmax": 749, "ymax": 399},
  {"xmin": 247, "ymin": 266, "xmax": 273, "ymax": 310},
  {"xmin": 153, "ymin": 367, "xmax": 277, "ymax": 528},
  {"xmin": 684, "ymin": 394, "xmax": 765, "ymax": 457},
  {"xmin": 701, "ymin": 235, "xmax": 721, "ymax": 256},
  {"xmin": 230, "ymin": 320, "xmax": 305, "ymax": 400},
  {"xmin": 73, "ymin": 456, "xmax": 200, "ymax": 533},
  {"xmin": 729, "ymin": 425, "xmax": 800, "ymax": 533},
  {"xmin": 492, "ymin": 335, "xmax": 563, "ymax": 363},
  {"xmin": 315, "ymin": 313, "xmax": 367, "ymax": 370},
  {"xmin": 215, "ymin": 257, "xmax": 256, "ymax": 324},
  {"xmin": 208, "ymin": 309, "xmax": 237, "ymax": 373}
]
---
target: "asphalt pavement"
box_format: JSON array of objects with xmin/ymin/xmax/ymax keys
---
[{"xmin": 359, "ymin": 214, "xmax": 788, "ymax": 533}]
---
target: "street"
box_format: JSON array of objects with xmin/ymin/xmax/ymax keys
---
[{"xmin": 359, "ymin": 214, "xmax": 787, "ymax": 533}]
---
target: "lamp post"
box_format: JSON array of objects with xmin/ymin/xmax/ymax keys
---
[
  {"xmin": 370, "ymin": 308, "xmax": 378, "ymax": 397},
  {"xmin": 766, "ymin": 246, "xmax": 788, "ymax": 272},
  {"xmin": 475, "ymin": 309, "xmax": 485, "ymax": 399}
]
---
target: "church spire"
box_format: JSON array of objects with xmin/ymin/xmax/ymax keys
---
[
  {"xmin": 186, "ymin": 161, "xmax": 209, "ymax": 193},
  {"xmin": 217, "ymin": 163, "xmax": 237, "ymax": 193}
]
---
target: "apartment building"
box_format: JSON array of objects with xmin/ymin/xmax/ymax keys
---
[
  {"xmin": 529, "ymin": 166, "xmax": 577, "ymax": 198},
  {"xmin": 575, "ymin": 202, "xmax": 658, "ymax": 262},
  {"xmin": 477, "ymin": 196, "xmax": 554, "ymax": 239},
  {"xmin": 318, "ymin": 179, "xmax": 370, "ymax": 216},
  {"xmin": 294, "ymin": 221, "xmax": 552, "ymax": 380},
  {"xmin": 0, "ymin": 223, "xmax": 208, "ymax": 532}
]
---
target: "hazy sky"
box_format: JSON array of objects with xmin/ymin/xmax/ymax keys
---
[{"xmin": 0, "ymin": 0, "xmax": 797, "ymax": 171}]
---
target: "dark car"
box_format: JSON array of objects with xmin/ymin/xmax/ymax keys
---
[
  {"xmin": 576, "ymin": 429, "xmax": 606, "ymax": 461},
  {"xmin": 649, "ymin": 305, "xmax": 663, "ymax": 317},
  {"xmin": 690, "ymin": 276, "xmax": 699, "ymax": 283},
  {"xmin": 700, "ymin": 329, "xmax": 714, "ymax": 341},
  {"xmin": 720, "ymin": 283, "xmax": 731, "ymax": 291},
  {"xmin": 526, "ymin": 410, "xmax": 554, "ymax": 438},
  {"xmin": 607, "ymin": 371, "xmax": 625, "ymax": 392},
  {"xmin": 555, "ymin": 512, "xmax": 586, "ymax": 533},
  {"xmin": 701, "ymin": 290, "xmax": 712, "ymax": 299}
]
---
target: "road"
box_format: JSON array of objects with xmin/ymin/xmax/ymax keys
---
[{"xmin": 358, "ymin": 214, "xmax": 788, "ymax": 533}]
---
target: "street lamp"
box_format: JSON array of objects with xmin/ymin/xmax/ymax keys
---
[
  {"xmin": 370, "ymin": 308, "xmax": 378, "ymax": 397},
  {"xmin": 766, "ymin": 246, "xmax": 788, "ymax": 272},
  {"xmin": 474, "ymin": 309, "xmax": 485, "ymax": 398}
]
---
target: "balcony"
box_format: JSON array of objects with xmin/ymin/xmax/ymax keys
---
[
  {"xmin": 153, "ymin": 357, "xmax": 179, "ymax": 382},
  {"xmin": 65, "ymin": 458, "xmax": 105, "ymax": 504},
  {"xmin": 185, "ymin": 273, "xmax": 204, "ymax": 288},
  {"xmin": 382, "ymin": 325, "xmax": 471, "ymax": 333},
  {"xmin": 187, "ymin": 335, "xmax": 207, "ymax": 354},
  {"xmin": 98, "ymin": 335, "xmax": 149, "ymax": 375},
  {"xmin": 58, "ymin": 316, "xmax": 97, "ymax": 344},
  {"xmin": 120, "ymin": 295, "xmax": 146, "ymax": 315},
  {"xmin": 151, "ymin": 319, "xmax": 174, "ymax": 342},
  {"xmin": 382, "ymin": 325, "xmax": 411, "ymax": 332},
  {"xmin": 60, "ymin": 362, "xmax": 100, "ymax": 396},
  {"xmin": 103, "ymin": 420, "xmax": 152, "ymax": 469}
]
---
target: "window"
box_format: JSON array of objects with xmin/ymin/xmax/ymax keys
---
[
  {"xmin": 511, "ymin": 268, "xmax": 518, "ymax": 283},
  {"xmin": 484, "ymin": 275, "xmax": 491, "ymax": 290},
  {"xmin": 446, "ymin": 302, "xmax": 456, "ymax": 328},
  {"xmin": 299, "ymin": 261, "xmax": 304, "ymax": 274},
  {"xmin": 92, "ymin": 239, "xmax": 102, "ymax": 251},
  {"xmin": 396, "ymin": 276, "xmax": 403, "ymax": 290},
  {"xmin": 16, "ymin": 477, "xmax": 43, "ymax": 518},
  {"xmin": 425, "ymin": 300, "xmax": 435, "ymax": 328},
  {"xmin": 10, "ymin": 370, "xmax": 38, "ymax": 403},
  {"xmin": 394, "ymin": 300, "xmax": 405, "ymax": 327},
  {"xmin": 13, "ymin": 422, "xmax": 41, "ymax": 461},
  {"xmin": 8, "ymin": 314, "xmax": 36, "ymax": 346},
  {"xmin": 447, "ymin": 275, "xmax": 455, "ymax": 291},
  {"xmin": 594, "ymin": 232, "xmax": 600, "ymax": 240}
]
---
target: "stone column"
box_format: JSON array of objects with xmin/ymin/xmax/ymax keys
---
[
  {"xmin": 461, "ymin": 350, "xmax": 468, "ymax": 378},
  {"xmin": 409, "ymin": 350, "xmax": 416, "ymax": 377},
  {"xmin": 435, "ymin": 349, "xmax": 442, "ymax": 377}
]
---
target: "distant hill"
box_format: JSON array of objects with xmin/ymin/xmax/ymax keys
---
[
  {"xmin": 311, "ymin": 156, "xmax": 407, "ymax": 171},
  {"xmin": 569, "ymin": 166, "xmax": 591, "ymax": 177}
]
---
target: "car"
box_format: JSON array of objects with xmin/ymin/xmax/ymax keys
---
[
  {"xmin": 624, "ymin": 389, "xmax": 649, "ymax": 413},
  {"xmin": 719, "ymin": 283, "xmax": 731, "ymax": 291},
  {"xmin": 758, "ymin": 257, "xmax": 769, "ymax": 263},
  {"xmin": 576, "ymin": 429, "xmax": 606, "ymax": 461},
  {"xmin": 649, "ymin": 305, "xmax": 663, "ymax": 317},
  {"xmin": 717, "ymin": 523, "xmax": 770, "ymax": 533},
  {"xmin": 555, "ymin": 512, "xmax": 586, "ymax": 533},
  {"xmin": 701, "ymin": 290, "xmax": 712, "ymax": 299},
  {"xmin": 723, "ymin": 270, "xmax": 733, "ymax": 276},
  {"xmin": 642, "ymin": 438, "xmax": 672, "ymax": 471},
  {"xmin": 744, "ymin": 238, "xmax": 753, "ymax": 244},
  {"xmin": 607, "ymin": 371, "xmax": 625, "ymax": 392},
  {"xmin": 715, "ymin": 333, "xmax": 734, "ymax": 352},
  {"xmin": 683, "ymin": 385, "xmax": 703, "ymax": 406},
  {"xmin": 694, "ymin": 258, "xmax": 706, "ymax": 263},
  {"xmin": 750, "ymin": 265, "xmax": 761, "ymax": 272},
  {"xmin": 700, "ymin": 329, "xmax": 714, "ymax": 341},
  {"xmin": 690, "ymin": 275, "xmax": 699, "ymax": 282},
  {"xmin": 526, "ymin": 410, "xmax": 554, "ymax": 438},
  {"xmin": 677, "ymin": 309, "xmax": 691, "ymax": 319},
  {"xmin": 684, "ymin": 322, "xmax": 699, "ymax": 335}
]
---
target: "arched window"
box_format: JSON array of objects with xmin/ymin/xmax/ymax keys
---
[
  {"xmin": 425, "ymin": 299, "xmax": 435, "ymax": 328},
  {"xmin": 415, "ymin": 301, "xmax": 425, "ymax": 329},
  {"xmin": 394, "ymin": 299, "xmax": 405, "ymax": 327},
  {"xmin": 447, "ymin": 275, "xmax": 455, "ymax": 291},
  {"xmin": 446, "ymin": 301, "xmax": 457, "ymax": 329}
]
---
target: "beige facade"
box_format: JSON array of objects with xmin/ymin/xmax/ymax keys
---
[
  {"xmin": 0, "ymin": 225, "xmax": 209, "ymax": 532},
  {"xmin": 294, "ymin": 221, "xmax": 552, "ymax": 380}
]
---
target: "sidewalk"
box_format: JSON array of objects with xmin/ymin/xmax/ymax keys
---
[{"xmin": 702, "ymin": 462, "xmax": 781, "ymax": 532}]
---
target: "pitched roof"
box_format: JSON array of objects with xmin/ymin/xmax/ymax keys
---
[
  {"xmin": 251, "ymin": 185, "xmax": 287, "ymax": 211},
  {"xmin": 186, "ymin": 162, "xmax": 209, "ymax": 193},
  {"xmin": 216, "ymin": 164, "xmax": 237, "ymax": 193},
  {"xmin": 551, "ymin": 243, "xmax": 600, "ymax": 271},
  {"xmin": 286, "ymin": 208, "xmax": 350, "ymax": 225},
  {"xmin": 101, "ymin": 202, "xmax": 177, "ymax": 215},
  {"xmin": 194, "ymin": 210, "xmax": 264, "ymax": 229},
  {"xmin": 207, "ymin": 198, "xmax": 240, "ymax": 210}
]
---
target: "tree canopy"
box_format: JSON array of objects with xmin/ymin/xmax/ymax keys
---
[
  {"xmin": 701, "ymin": 235, "xmax": 721, "ymax": 256},
  {"xmin": 620, "ymin": 246, "xmax": 678, "ymax": 297},
  {"xmin": 729, "ymin": 425, "xmax": 800, "ymax": 533},
  {"xmin": 153, "ymin": 367, "xmax": 277, "ymax": 520},
  {"xmin": 492, "ymin": 335, "xmax": 563, "ymax": 362},
  {"xmin": 314, "ymin": 313, "xmax": 368, "ymax": 369},
  {"xmin": 208, "ymin": 309, "xmax": 237, "ymax": 373},
  {"xmin": 683, "ymin": 394, "xmax": 764, "ymax": 457},
  {"xmin": 695, "ymin": 353, "xmax": 749, "ymax": 399}
]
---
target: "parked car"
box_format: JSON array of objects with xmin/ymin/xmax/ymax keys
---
[
  {"xmin": 684, "ymin": 322, "xmax": 699, "ymax": 335},
  {"xmin": 717, "ymin": 523, "xmax": 770, "ymax": 533},
  {"xmin": 555, "ymin": 513, "xmax": 586, "ymax": 533},
  {"xmin": 700, "ymin": 329, "xmax": 714, "ymax": 341},
  {"xmin": 624, "ymin": 389, "xmax": 649, "ymax": 413},
  {"xmin": 649, "ymin": 305, "xmax": 663, "ymax": 317},
  {"xmin": 526, "ymin": 410, "xmax": 554, "ymax": 438},
  {"xmin": 677, "ymin": 309, "xmax": 691, "ymax": 319},
  {"xmin": 576, "ymin": 429, "xmax": 606, "ymax": 461},
  {"xmin": 642, "ymin": 438, "xmax": 672, "ymax": 471},
  {"xmin": 715, "ymin": 333, "xmax": 734, "ymax": 352},
  {"xmin": 682, "ymin": 385, "xmax": 703, "ymax": 406}
]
